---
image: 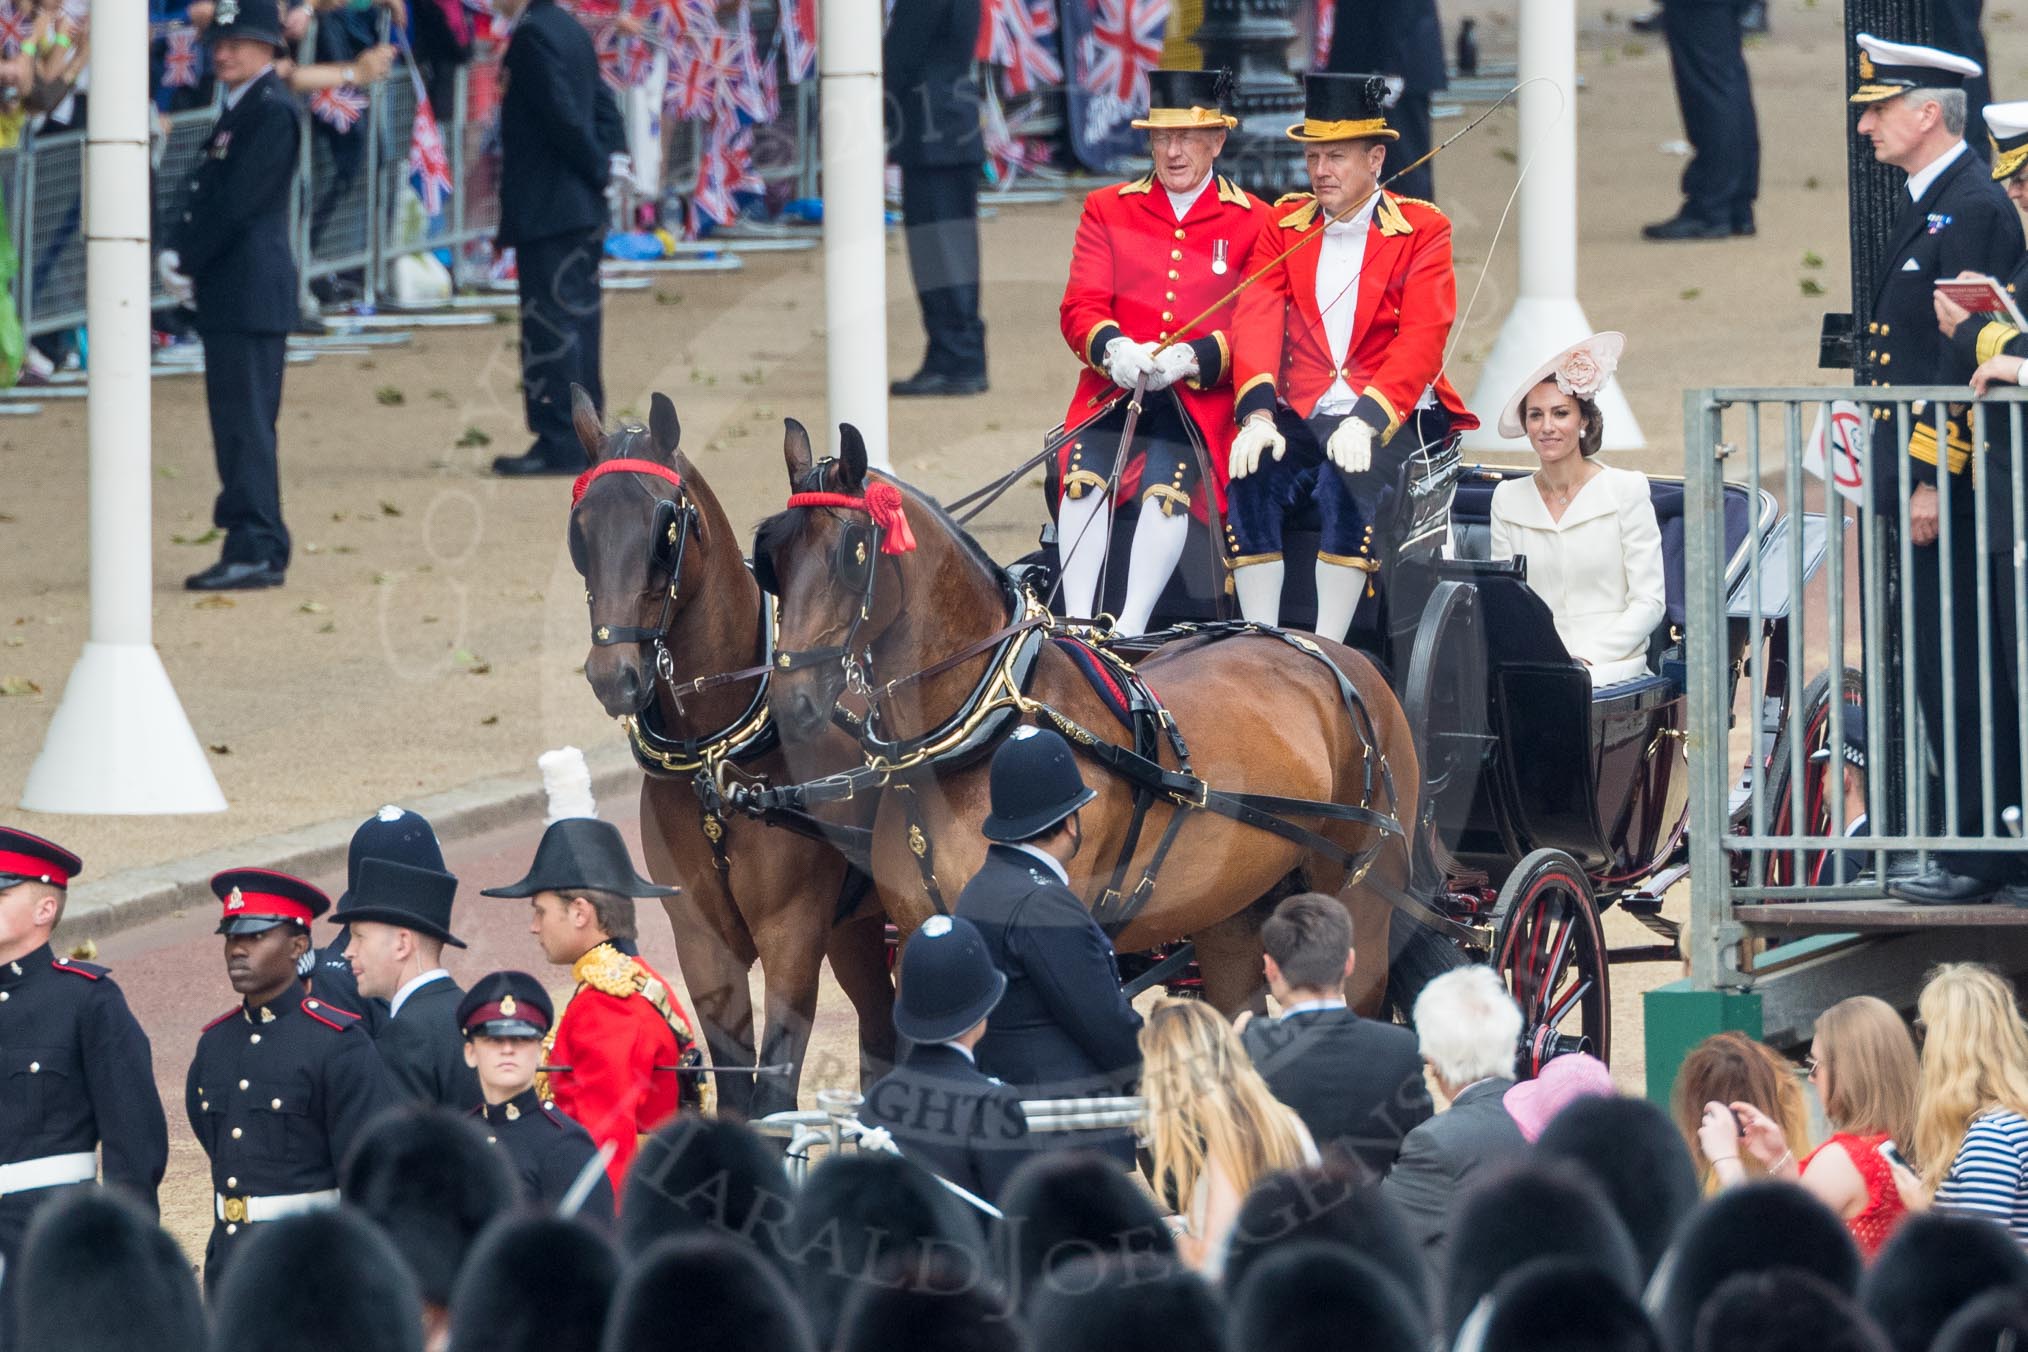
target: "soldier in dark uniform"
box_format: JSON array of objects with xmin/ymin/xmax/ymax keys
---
[
  {"xmin": 487, "ymin": 0, "xmax": 625, "ymax": 476},
  {"xmin": 1330, "ymin": 0, "xmax": 1447, "ymax": 203},
  {"xmin": 861, "ymin": 913, "xmax": 1031, "ymax": 1206},
  {"xmin": 953, "ymin": 727, "xmax": 1143, "ymax": 1164},
  {"xmin": 308, "ymin": 806, "xmax": 451, "ymax": 1037},
  {"xmin": 331, "ymin": 857, "xmax": 479, "ymax": 1109},
  {"xmin": 164, "ymin": 0, "xmax": 302, "ymax": 590},
  {"xmin": 0, "ymin": 828, "xmax": 168, "ymax": 1351},
  {"xmin": 885, "ymin": 0, "xmax": 987, "ymax": 396},
  {"xmin": 1642, "ymin": 0, "xmax": 1760, "ymax": 240},
  {"xmin": 456, "ymin": 970, "xmax": 615, "ymax": 1219},
  {"xmin": 1843, "ymin": 36, "xmax": 2027, "ymax": 905},
  {"xmin": 186, "ymin": 867, "xmax": 397, "ymax": 1291}
]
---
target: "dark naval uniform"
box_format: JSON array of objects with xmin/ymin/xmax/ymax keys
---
[
  {"xmin": 861, "ymin": 1042, "xmax": 1031, "ymax": 1205},
  {"xmin": 1655, "ymin": 0, "xmax": 1760, "ymax": 235},
  {"xmin": 185, "ymin": 983, "xmax": 398, "ymax": 1288},
  {"xmin": 170, "ymin": 53, "xmax": 302, "ymax": 580},
  {"xmin": 472, "ymin": 1087, "xmax": 614, "ymax": 1219}
]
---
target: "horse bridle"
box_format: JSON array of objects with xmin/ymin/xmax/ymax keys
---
[
  {"xmin": 571, "ymin": 457, "xmax": 701, "ymax": 687},
  {"xmin": 768, "ymin": 471, "xmax": 918, "ymax": 704}
]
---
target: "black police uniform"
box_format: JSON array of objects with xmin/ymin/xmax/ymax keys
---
[
  {"xmin": 472, "ymin": 1086, "xmax": 614, "ymax": 1219},
  {"xmin": 885, "ymin": 0, "xmax": 987, "ymax": 390},
  {"xmin": 171, "ymin": 61, "xmax": 301, "ymax": 580},
  {"xmin": 1332, "ymin": 0, "xmax": 1446, "ymax": 203},
  {"xmin": 185, "ymin": 982, "xmax": 398, "ymax": 1289},
  {"xmin": 1656, "ymin": 0, "xmax": 1760, "ymax": 234},
  {"xmin": 497, "ymin": 0, "xmax": 624, "ymax": 471},
  {"xmin": 861, "ymin": 1042, "xmax": 1031, "ymax": 1205},
  {"xmin": 307, "ymin": 931, "xmax": 390, "ymax": 1036},
  {"xmin": 0, "ymin": 945, "xmax": 170, "ymax": 1345}
]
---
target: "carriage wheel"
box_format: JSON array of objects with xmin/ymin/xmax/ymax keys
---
[
  {"xmin": 1760, "ymin": 667, "xmax": 1865, "ymax": 887},
  {"xmin": 1492, "ymin": 848, "xmax": 1611, "ymax": 1075}
]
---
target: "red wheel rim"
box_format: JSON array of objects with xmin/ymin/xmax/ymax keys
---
[{"xmin": 1496, "ymin": 863, "xmax": 1609, "ymax": 1074}]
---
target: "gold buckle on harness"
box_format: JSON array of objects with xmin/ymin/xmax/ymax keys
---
[
  {"xmin": 1172, "ymin": 779, "xmax": 1208, "ymax": 810},
  {"xmin": 222, "ymin": 1196, "xmax": 249, "ymax": 1224}
]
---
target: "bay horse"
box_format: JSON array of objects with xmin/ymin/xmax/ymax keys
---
[
  {"xmin": 753, "ymin": 421, "xmax": 1422, "ymax": 1015},
  {"xmin": 567, "ymin": 389, "xmax": 893, "ymax": 1118}
]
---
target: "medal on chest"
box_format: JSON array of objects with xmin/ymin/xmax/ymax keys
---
[{"xmin": 1212, "ymin": 239, "xmax": 1228, "ymax": 276}]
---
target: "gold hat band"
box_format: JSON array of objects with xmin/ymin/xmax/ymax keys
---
[
  {"xmin": 1131, "ymin": 105, "xmax": 1240, "ymax": 130},
  {"xmin": 1993, "ymin": 137, "xmax": 2028, "ymax": 181},
  {"xmin": 1284, "ymin": 117, "xmax": 1399, "ymax": 143}
]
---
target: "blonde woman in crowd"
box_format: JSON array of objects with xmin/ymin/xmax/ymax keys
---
[
  {"xmin": 1914, "ymin": 963, "xmax": 2028, "ymax": 1245},
  {"xmin": 1139, "ymin": 997, "xmax": 1319, "ymax": 1276}
]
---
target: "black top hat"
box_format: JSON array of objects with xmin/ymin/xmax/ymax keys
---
[
  {"xmin": 1131, "ymin": 69, "xmax": 1238, "ymax": 131},
  {"xmin": 480, "ymin": 817, "xmax": 681, "ymax": 899},
  {"xmin": 212, "ymin": 867, "xmax": 331, "ymax": 936},
  {"xmin": 203, "ymin": 0, "xmax": 288, "ymax": 51},
  {"xmin": 1287, "ymin": 73, "xmax": 1402, "ymax": 143},
  {"xmin": 457, "ymin": 971, "xmax": 555, "ymax": 1039},
  {"xmin": 1809, "ymin": 718, "xmax": 1867, "ymax": 773},
  {"xmin": 982, "ymin": 726, "xmax": 1096, "ymax": 843},
  {"xmin": 331, "ymin": 857, "xmax": 467, "ymax": 948},
  {"xmin": 0, "ymin": 826, "xmax": 81, "ymax": 889},
  {"xmin": 893, "ymin": 914, "xmax": 1007, "ymax": 1043},
  {"xmin": 341, "ymin": 806, "xmax": 447, "ymax": 908}
]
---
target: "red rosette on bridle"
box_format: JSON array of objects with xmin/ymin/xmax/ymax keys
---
[{"xmin": 784, "ymin": 482, "xmax": 918, "ymax": 554}]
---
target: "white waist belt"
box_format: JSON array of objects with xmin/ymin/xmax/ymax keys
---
[
  {"xmin": 215, "ymin": 1188, "xmax": 339, "ymax": 1223},
  {"xmin": 0, "ymin": 1152, "xmax": 95, "ymax": 1196}
]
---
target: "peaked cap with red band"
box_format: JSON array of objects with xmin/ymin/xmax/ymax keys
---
[
  {"xmin": 211, "ymin": 866, "xmax": 332, "ymax": 936},
  {"xmin": 0, "ymin": 826, "xmax": 82, "ymax": 889},
  {"xmin": 784, "ymin": 480, "xmax": 918, "ymax": 554},
  {"xmin": 571, "ymin": 458, "xmax": 684, "ymax": 506}
]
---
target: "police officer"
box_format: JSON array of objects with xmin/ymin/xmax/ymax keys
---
[
  {"xmin": 487, "ymin": 0, "xmax": 625, "ymax": 475},
  {"xmin": 861, "ymin": 914, "xmax": 1030, "ymax": 1205},
  {"xmin": 481, "ymin": 817, "xmax": 696, "ymax": 1190},
  {"xmin": 1054, "ymin": 69, "xmax": 1270, "ymax": 636},
  {"xmin": 164, "ymin": 0, "xmax": 301, "ymax": 591},
  {"xmin": 309, "ymin": 806, "xmax": 451, "ymax": 1037},
  {"xmin": 0, "ymin": 828, "xmax": 168, "ymax": 1349},
  {"xmin": 187, "ymin": 867, "xmax": 397, "ymax": 1291},
  {"xmin": 1844, "ymin": 36, "xmax": 2025, "ymax": 905},
  {"xmin": 457, "ymin": 970, "xmax": 614, "ymax": 1219},
  {"xmin": 1227, "ymin": 73, "xmax": 1476, "ymax": 643},
  {"xmin": 331, "ymin": 857, "xmax": 479, "ymax": 1109},
  {"xmin": 953, "ymin": 727, "xmax": 1142, "ymax": 1162},
  {"xmin": 1642, "ymin": 0, "xmax": 1760, "ymax": 240},
  {"xmin": 1808, "ymin": 722, "xmax": 1872, "ymax": 887}
]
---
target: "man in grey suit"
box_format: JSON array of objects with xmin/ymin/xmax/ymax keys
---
[{"xmin": 1381, "ymin": 965, "xmax": 1528, "ymax": 1273}]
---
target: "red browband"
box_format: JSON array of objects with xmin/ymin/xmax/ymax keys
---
[
  {"xmin": 571, "ymin": 458, "xmax": 684, "ymax": 506},
  {"xmin": 785, "ymin": 481, "xmax": 918, "ymax": 554},
  {"xmin": 0, "ymin": 849, "xmax": 69, "ymax": 887}
]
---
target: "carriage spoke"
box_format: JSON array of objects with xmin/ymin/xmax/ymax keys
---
[{"xmin": 1544, "ymin": 974, "xmax": 1593, "ymax": 1029}]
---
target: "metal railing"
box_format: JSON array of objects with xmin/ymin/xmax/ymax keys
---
[{"xmin": 1684, "ymin": 387, "xmax": 2028, "ymax": 1015}]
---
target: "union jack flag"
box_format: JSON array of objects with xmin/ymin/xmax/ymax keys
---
[
  {"xmin": 1312, "ymin": 0, "xmax": 1333, "ymax": 67},
  {"xmin": 649, "ymin": 0, "xmax": 714, "ymax": 46},
  {"xmin": 685, "ymin": 121, "xmax": 764, "ymax": 236},
  {"xmin": 162, "ymin": 23, "xmax": 201, "ymax": 88},
  {"xmin": 978, "ymin": 0, "xmax": 1060, "ymax": 96},
  {"xmin": 725, "ymin": 6, "xmax": 777, "ymax": 123},
  {"xmin": 779, "ymin": 0, "xmax": 816, "ymax": 83},
  {"xmin": 0, "ymin": 3, "xmax": 28, "ymax": 56},
  {"xmin": 309, "ymin": 84, "xmax": 368, "ymax": 131},
  {"xmin": 602, "ymin": 32, "xmax": 658, "ymax": 88},
  {"xmin": 665, "ymin": 30, "xmax": 738, "ymax": 120},
  {"xmin": 408, "ymin": 94, "xmax": 454, "ymax": 215},
  {"xmin": 1084, "ymin": 0, "xmax": 1166, "ymax": 107}
]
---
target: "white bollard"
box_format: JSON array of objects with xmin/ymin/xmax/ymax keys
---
[
  {"xmin": 20, "ymin": 0, "xmax": 225, "ymax": 815},
  {"xmin": 1459, "ymin": 0, "xmax": 1644, "ymax": 452},
  {"xmin": 820, "ymin": 0, "xmax": 892, "ymax": 468}
]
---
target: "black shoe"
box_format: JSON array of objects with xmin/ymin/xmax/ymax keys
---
[
  {"xmin": 1999, "ymin": 882, "xmax": 2028, "ymax": 907},
  {"xmin": 1888, "ymin": 865, "xmax": 1999, "ymax": 905},
  {"xmin": 890, "ymin": 370, "xmax": 989, "ymax": 397},
  {"xmin": 1629, "ymin": 9, "xmax": 1663, "ymax": 31},
  {"xmin": 185, "ymin": 559, "xmax": 285, "ymax": 591},
  {"xmin": 491, "ymin": 449, "xmax": 584, "ymax": 477},
  {"xmin": 1642, "ymin": 214, "xmax": 1733, "ymax": 241},
  {"xmin": 1732, "ymin": 216, "xmax": 1757, "ymax": 237}
]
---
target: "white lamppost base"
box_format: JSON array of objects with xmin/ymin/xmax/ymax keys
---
[
  {"xmin": 20, "ymin": 642, "xmax": 227, "ymax": 814},
  {"xmin": 1459, "ymin": 295, "xmax": 1645, "ymax": 453}
]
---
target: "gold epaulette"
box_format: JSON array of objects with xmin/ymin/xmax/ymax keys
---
[
  {"xmin": 1215, "ymin": 175, "xmax": 1250, "ymax": 207},
  {"xmin": 1117, "ymin": 172, "xmax": 1155, "ymax": 196},
  {"xmin": 1273, "ymin": 191, "xmax": 1314, "ymax": 207},
  {"xmin": 572, "ymin": 942, "xmax": 638, "ymax": 998},
  {"xmin": 1389, "ymin": 193, "xmax": 1444, "ymax": 215}
]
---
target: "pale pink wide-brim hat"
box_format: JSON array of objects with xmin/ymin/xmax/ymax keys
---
[
  {"xmin": 1503, "ymin": 1051, "xmax": 1616, "ymax": 1142},
  {"xmin": 1496, "ymin": 331, "xmax": 1627, "ymax": 440}
]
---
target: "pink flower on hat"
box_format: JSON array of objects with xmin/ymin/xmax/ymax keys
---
[{"xmin": 1555, "ymin": 345, "xmax": 1611, "ymax": 400}]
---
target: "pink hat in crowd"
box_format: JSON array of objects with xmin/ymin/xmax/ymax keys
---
[{"xmin": 1503, "ymin": 1052, "xmax": 1616, "ymax": 1142}]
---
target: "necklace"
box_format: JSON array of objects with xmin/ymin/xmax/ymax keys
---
[{"xmin": 1536, "ymin": 467, "xmax": 1597, "ymax": 508}]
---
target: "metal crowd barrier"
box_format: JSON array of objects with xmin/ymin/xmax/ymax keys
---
[{"xmin": 1682, "ymin": 386, "xmax": 2028, "ymax": 1045}]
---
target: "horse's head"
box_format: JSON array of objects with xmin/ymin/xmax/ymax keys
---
[
  {"xmin": 753, "ymin": 418, "xmax": 917, "ymax": 743},
  {"xmin": 566, "ymin": 386, "xmax": 714, "ymax": 717}
]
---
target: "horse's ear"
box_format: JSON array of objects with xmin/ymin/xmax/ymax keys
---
[
  {"xmin": 649, "ymin": 392, "xmax": 681, "ymax": 460},
  {"xmin": 783, "ymin": 418, "xmax": 814, "ymax": 483},
  {"xmin": 571, "ymin": 386, "xmax": 605, "ymax": 461},
  {"xmin": 838, "ymin": 425, "xmax": 867, "ymax": 491}
]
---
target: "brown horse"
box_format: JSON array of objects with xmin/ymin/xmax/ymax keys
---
[
  {"xmin": 568, "ymin": 390, "xmax": 893, "ymax": 1118},
  {"xmin": 754, "ymin": 421, "xmax": 1421, "ymax": 1015}
]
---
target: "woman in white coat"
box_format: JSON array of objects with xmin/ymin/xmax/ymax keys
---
[{"xmin": 1488, "ymin": 333, "xmax": 1666, "ymax": 687}]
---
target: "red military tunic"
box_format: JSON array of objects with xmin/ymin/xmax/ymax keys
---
[
  {"xmin": 543, "ymin": 941, "xmax": 693, "ymax": 1192},
  {"xmin": 1057, "ymin": 171, "xmax": 1272, "ymax": 515},
  {"xmin": 1229, "ymin": 190, "xmax": 1477, "ymax": 441}
]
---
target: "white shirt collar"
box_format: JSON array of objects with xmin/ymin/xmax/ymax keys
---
[
  {"xmin": 1010, "ymin": 841, "xmax": 1070, "ymax": 887},
  {"xmin": 222, "ymin": 66, "xmax": 274, "ymax": 111},
  {"xmin": 390, "ymin": 968, "xmax": 450, "ymax": 1019},
  {"xmin": 1322, "ymin": 195, "xmax": 1378, "ymax": 235},
  {"xmin": 1907, "ymin": 138, "xmax": 1968, "ymax": 202},
  {"xmin": 1280, "ymin": 998, "xmax": 1348, "ymax": 1018},
  {"xmin": 939, "ymin": 1040, "xmax": 978, "ymax": 1063},
  {"xmin": 1165, "ymin": 171, "xmax": 1214, "ymax": 222}
]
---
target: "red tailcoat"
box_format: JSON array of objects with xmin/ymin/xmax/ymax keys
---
[
  {"xmin": 544, "ymin": 941, "xmax": 692, "ymax": 1191},
  {"xmin": 1230, "ymin": 191, "xmax": 1477, "ymax": 440},
  {"xmin": 1057, "ymin": 172, "xmax": 1272, "ymax": 515}
]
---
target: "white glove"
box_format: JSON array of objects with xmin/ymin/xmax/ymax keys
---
[
  {"xmin": 1327, "ymin": 415, "xmax": 1377, "ymax": 474},
  {"xmin": 157, "ymin": 250, "xmax": 193, "ymax": 306},
  {"xmin": 1103, "ymin": 336, "xmax": 1159, "ymax": 391},
  {"xmin": 1228, "ymin": 414, "xmax": 1286, "ymax": 480},
  {"xmin": 1152, "ymin": 342, "xmax": 1199, "ymax": 390}
]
